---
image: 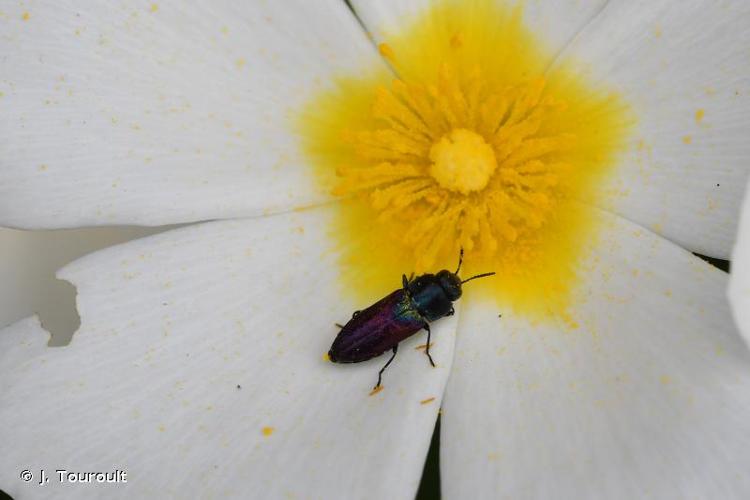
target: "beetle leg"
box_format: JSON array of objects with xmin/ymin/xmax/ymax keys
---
[
  {"xmin": 334, "ymin": 323, "xmax": 344, "ymax": 329},
  {"xmin": 375, "ymin": 345, "xmax": 398, "ymax": 389},
  {"xmin": 424, "ymin": 323, "xmax": 436, "ymax": 367},
  {"xmin": 446, "ymin": 306, "xmax": 455, "ymax": 316}
]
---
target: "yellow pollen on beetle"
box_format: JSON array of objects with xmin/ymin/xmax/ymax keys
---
[{"xmin": 300, "ymin": 0, "xmax": 630, "ymax": 315}]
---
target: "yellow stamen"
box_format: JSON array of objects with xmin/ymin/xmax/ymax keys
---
[{"xmin": 300, "ymin": 0, "xmax": 630, "ymax": 317}]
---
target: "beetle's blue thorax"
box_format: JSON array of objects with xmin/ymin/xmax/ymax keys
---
[{"xmin": 406, "ymin": 273, "xmax": 454, "ymax": 322}]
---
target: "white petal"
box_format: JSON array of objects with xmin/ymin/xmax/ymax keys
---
[
  {"xmin": 0, "ymin": 225, "xmax": 167, "ymax": 343},
  {"xmin": 554, "ymin": 0, "xmax": 750, "ymax": 258},
  {"xmin": 0, "ymin": 316, "xmax": 50, "ymax": 377},
  {"xmin": 729, "ymin": 177, "xmax": 750, "ymax": 346},
  {"xmin": 0, "ymin": 1, "xmax": 383, "ymax": 229},
  {"xmin": 442, "ymin": 210, "xmax": 750, "ymax": 499},
  {"xmin": 349, "ymin": 0, "xmax": 608, "ymax": 60},
  {"xmin": 0, "ymin": 207, "xmax": 456, "ymax": 499}
]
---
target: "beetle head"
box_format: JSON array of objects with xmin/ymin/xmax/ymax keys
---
[{"xmin": 437, "ymin": 270, "xmax": 463, "ymax": 301}]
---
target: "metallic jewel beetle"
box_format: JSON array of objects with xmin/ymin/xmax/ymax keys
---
[{"xmin": 328, "ymin": 249, "xmax": 495, "ymax": 390}]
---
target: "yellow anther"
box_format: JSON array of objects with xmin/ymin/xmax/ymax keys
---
[{"xmin": 378, "ymin": 43, "xmax": 395, "ymax": 61}]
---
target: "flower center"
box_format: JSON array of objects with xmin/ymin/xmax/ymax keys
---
[
  {"xmin": 300, "ymin": 0, "xmax": 630, "ymax": 315},
  {"xmin": 330, "ymin": 68, "xmax": 576, "ymax": 271},
  {"xmin": 429, "ymin": 129, "xmax": 496, "ymax": 195}
]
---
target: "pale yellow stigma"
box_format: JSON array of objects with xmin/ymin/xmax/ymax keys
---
[{"xmin": 429, "ymin": 129, "xmax": 497, "ymax": 195}]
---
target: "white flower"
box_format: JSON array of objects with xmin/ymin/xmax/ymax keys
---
[{"xmin": 2, "ymin": 1, "xmax": 750, "ymax": 499}]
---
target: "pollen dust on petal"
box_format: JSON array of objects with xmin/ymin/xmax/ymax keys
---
[
  {"xmin": 261, "ymin": 426, "xmax": 275, "ymax": 437},
  {"xmin": 369, "ymin": 385, "xmax": 384, "ymax": 396},
  {"xmin": 299, "ymin": 0, "xmax": 630, "ymax": 317}
]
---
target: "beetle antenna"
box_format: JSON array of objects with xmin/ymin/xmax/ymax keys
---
[
  {"xmin": 455, "ymin": 248, "xmax": 464, "ymax": 275},
  {"xmin": 461, "ymin": 272, "xmax": 496, "ymax": 284}
]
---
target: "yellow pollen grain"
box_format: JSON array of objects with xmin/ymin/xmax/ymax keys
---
[
  {"xmin": 420, "ymin": 397, "xmax": 436, "ymax": 405},
  {"xmin": 695, "ymin": 109, "xmax": 705, "ymax": 123},
  {"xmin": 261, "ymin": 426, "xmax": 275, "ymax": 436},
  {"xmin": 378, "ymin": 43, "xmax": 395, "ymax": 61},
  {"xmin": 560, "ymin": 311, "xmax": 580, "ymax": 330},
  {"xmin": 149, "ymin": 3, "xmax": 159, "ymax": 13},
  {"xmin": 322, "ymin": 352, "xmax": 330, "ymax": 362},
  {"xmin": 21, "ymin": 11, "xmax": 30, "ymax": 21},
  {"xmin": 299, "ymin": 0, "xmax": 631, "ymax": 317},
  {"xmin": 682, "ymin": 135, "xmax": 692, "ymax": 144}
]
